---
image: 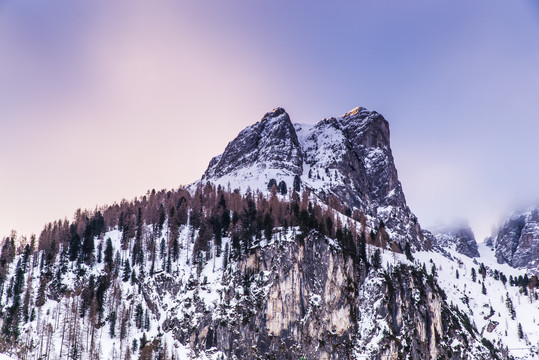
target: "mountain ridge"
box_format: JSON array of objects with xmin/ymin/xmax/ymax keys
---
[
  {"xmin": 201, "ymin": 106, "xmax": 427, "ymax": 251},
  {"xmin": 1, "ymin": 106, "xmax": 537, "ymax": 360}
]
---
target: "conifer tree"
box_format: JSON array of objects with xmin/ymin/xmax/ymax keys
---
[
  {"xmin": 223, "ymin": 243, "xmax": 229, "ymax": 269},
  {"xmin": 278, "ymin": 181, "xmax": 287, "ymax": 195},
  {"xmin": 81, "ymin": 224, "xmax": 95, "ymax": 264},
  {"xmin": 371, "ymin": 249, "xmax": 382, "ymax": 269},
  {"xmin": 135, "ymin": 303, "xmax": 144, "ymax": 329},
  {"xmin": 479, "ymin": 263, "xmax": 486, "ymax": 280},
  {"xmin": 122, "ymin": 260, "xmax": 131, "ymax": 282},
  {"xmin": 263, "ymin": 212, "xmax": 273, "ymax": 241},
  {"xmin": 500, "ymin": 272, "xmax": 507, "ymax": 286},
  {"xmin": 293, "ymin": 175, "xmax": 301, "ymax": 192},
  {"xmin": 104, "ymin": 238, "xmax": 114, "ymax": 269},
  {"xmin": 221, "ymin": 210, "xmax": 231, "ymax": 236},
  {"xmin": 359, "ymin": 233, "xmax": 368, "ymax": 271},
  {"xmin": 144, "ymin": 310, "xmax": 150, "ymax": 331},
  {"xmin": 96, "ymin": 241, "xmax": 103, "ymax": 263},
  {"xmin": 267, "ymin": 179, "xmax": 277, "ymax": 191},
  {"xmin": 405, "ymin": 242, "xmax": 414, "ymax": 262},
  {"xmin": 114, "ymin": 251, "xmax": 121, "ymax": 276},
  {"xmin": 109, "ymin": 311, "xmax": 117, "ymax": 338},
  {"xmin": 69, "ymin": 231, "xmax": 81, "ymax": 263}
]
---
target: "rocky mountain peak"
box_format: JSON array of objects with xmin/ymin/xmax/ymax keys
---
[
  {"xmin": 261, "ymin": 107, "xmax": 289, "ymax": 122},
  {"xmin": 431, "ymin": 225, "xmax": 480, "ymax": 258},
  {"xmin": 493, "ymin": 207, "xmax": 539, "ymax": 269},
  {"xmin": 342, "ymin": 106, "xmax": 365, "ymax": 117},
  {"xmin": 201, "ymin": 106, "xmax": 429, "ymax": 250},
  {"xmin": 202, "ymin": 106, "xmax": 302, "ymax": 182}
]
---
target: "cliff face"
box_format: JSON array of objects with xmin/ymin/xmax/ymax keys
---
[
  {"xmin": 357, "ymin": 263, "xmax": 493, "ymax": 360},
  {"xmin": 201, "ymin": 232, "xmax": 359, "ymax": 360},
  {"xmin": 157, "ymin": 230, "xmax": 490, "ymax": 360},
  {"xmin": 202, "ymin": 107, "xmax": 427, "ymax": 250},
  {"xmin": 494, "ymin": 208, "xmax": 539, "ymax": 268}
]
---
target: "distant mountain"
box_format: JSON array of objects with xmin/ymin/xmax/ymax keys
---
[
  {"xmin": 491, "ymin": 208, "xmax": 539, "ymax": 269},
  {"xmin": 201, "ymin": 107, "xmax": 427, "ymax": 251},
  {"xmin": 431, "ymin": 225, "xmax": 480, "ymax": 258}
]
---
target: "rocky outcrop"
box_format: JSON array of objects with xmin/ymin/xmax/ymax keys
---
[
  {"xmin": 357, "ymin": 263, "xmax": 494, "ymax": 359},
  {"xmin": 162, "ymin": 231, "xmax": 493, "ymax": 359},
  {"xmin": 494, "ymin": 208, "xmax": 539, "ymax": 268},
  {"xmin": 164, "ymin": 231, "xmax": 362, "ymax": 359},
  {"xmin": 201, "ymin": 107, "xmax": 428, "ymax": 250},
  {"xmin": 432, "ymin": 226, "xmax": 480, "ymax": 258},
  {"xmin": 203, "ymin": 107, "xmax": 303, "ymax": 180}
]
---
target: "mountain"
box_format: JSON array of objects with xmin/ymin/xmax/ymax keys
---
[
  {"xmin": 1, "ymin": 106, "xmax": 537, "ymax": 360},
  {"xmin": 0, "ymin": 189, "xmax": 499, "ymax": 360},
  {"xmin": 202, "ymin": 107, "xmax": 427, "ymax": 251},
  {"xmin": 431, "ymin": 226, "xmax": 480, "ymax": 258},
  {"xmin": 491, "ymin": 208, "xmax": 539, "ymax": 269}
]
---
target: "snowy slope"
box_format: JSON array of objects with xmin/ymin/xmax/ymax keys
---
[
  {"xmin": 416, "ymin": 243, "xmax": 539, "ymax": 359},
  {"xmin": 4, "ymin": 225, "xmax": 228, "ymax": 360}
]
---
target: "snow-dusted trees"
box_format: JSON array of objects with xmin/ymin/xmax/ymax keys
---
[
  {"xmin": 1, "ymin": 182, "xmax": 412, "ymax": 358},
  {"xmin": 193, "ymin": 218, "xmax": 212, "ymax": 265},
  {"xmin": 506, "ymin": 293, "xmax": 516, "ymax": 320},
  {"xmin": 1, "ymin": 258, "xmax": 25, "ymax": 340},
  {"xmin": 0, "ymin": 236, "xmax": 16, "ymax": 285}
]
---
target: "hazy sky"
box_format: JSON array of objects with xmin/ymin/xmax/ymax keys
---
[{"xmin": 2, "ymin": 1, "xmax": 539, "ymax": 242}]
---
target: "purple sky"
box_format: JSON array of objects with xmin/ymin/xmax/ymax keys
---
[{"xmin": 2, "ymin": 0, "xmax": 539, "ymax": 241}]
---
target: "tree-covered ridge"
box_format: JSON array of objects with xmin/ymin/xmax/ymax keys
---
[{"xmin": 0, "ymin": 182, "xmax": 398, "ymax": 355}]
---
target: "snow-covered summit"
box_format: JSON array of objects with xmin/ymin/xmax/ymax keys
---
[{"xmin": 200, "ymin": 107, "xmax": 428, "ymax": 250}]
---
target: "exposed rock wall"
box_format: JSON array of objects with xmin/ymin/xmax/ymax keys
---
[
  {"xmin": 171, "ymin": 232, "xmax": 362, "ymax": 359},
  {"xmin": 162, "ymin": 231, "xmax": 492, "ymax": 359},
  {"xmin": 494, "ymin": 209, "xmax": 539, "ymax": 268}
]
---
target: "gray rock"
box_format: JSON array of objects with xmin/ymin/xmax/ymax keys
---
[
  {"xmin": 165, "ymin": 231, "xmax": 492, "ymax": 359},
  {"xmin": 201, "ymin": 107, "xmax": 429, "ymax": 251},
  {"xmin": 203, "ymin": 107, "xmax": 303, "ymax": 180},
  {"xmin": 432, "ymin": 226, "xmax": 480, "ymax": 258},
  {"xmin": 494, "ymin": 208, "xmax": 539, "ymax": 268}
]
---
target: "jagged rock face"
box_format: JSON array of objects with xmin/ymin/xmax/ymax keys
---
[
  {"xmin": 202, "ymin": 107, "xmax": 428, "ymax": 250},
  {"xmin": 357, "ymin": 264, "xmax": 492, "ymax": 360},
  {"xmin": 203, "ymin": 107, "xmax": 303, "ymax": 180},
  {"xmin": 494, "ymin": 209, "xmax": 539, "ymax": 268},
  {"xmin": 299, "ymin": 109, "xmax": 405, "ymax": 210},
  {"xmin": 432, "ymin": 226, "xmax": 480, "ymax": 258},
  {"xmin": 164, "ymin": 232, "xmax": 362, "ymax": 360}
]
